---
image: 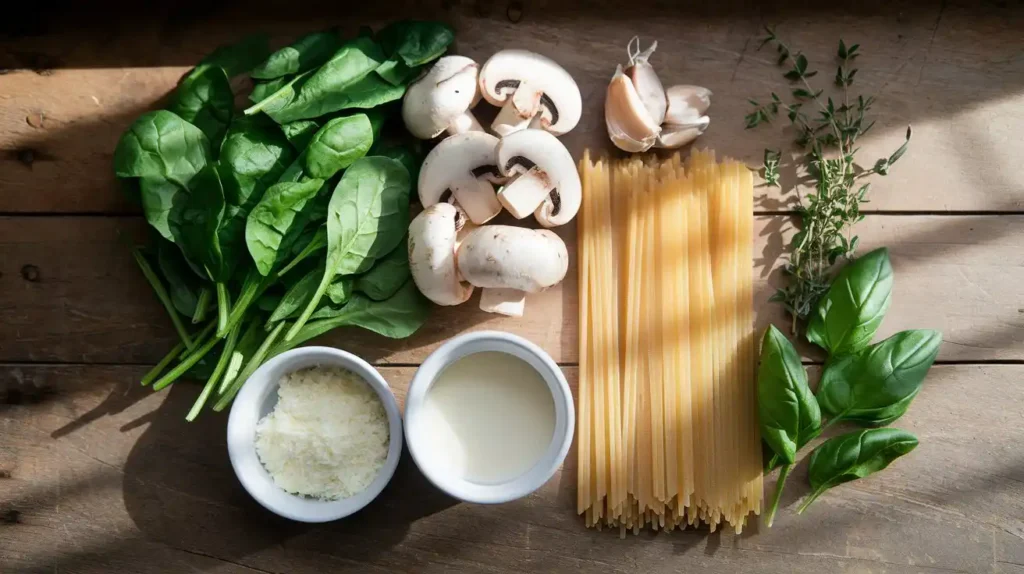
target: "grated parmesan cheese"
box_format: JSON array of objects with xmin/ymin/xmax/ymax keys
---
[{"xmin": 255, "ymin": 366, "xmax": 389, "ymax": 500}]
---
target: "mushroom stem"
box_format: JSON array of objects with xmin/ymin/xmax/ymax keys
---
[
  {"xmin": 479, "ymin": 288, "xmax": 527, "ymax": 317},
  {"xmin": 498, "ymin": 166, "xmax": 555, "ymax": 219},
  {"xmin": 450, "ymin": 178, "xmax": 502, "ymax": 225},
  {"xmin": 447, "ymin": 110, "xmax": 484, "ymax": 135},
  {"xmin": 492, "ymin": 99, "xmax": 536, "ymax": 136}
]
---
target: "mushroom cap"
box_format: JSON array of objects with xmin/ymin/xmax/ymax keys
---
[
  {"xmin": 402, "ymin": 56, "xmax": 480, "ymax": 139},
  {"xmin": 478, "ymin": 50, "xmax": 582, "ymax": 136},
  {"xmin": 418, "ymin": 131, "xmax": 501, "ymax": 206},
  {"xmin": 456, "ymin": 225, "xmax": 569, "ymax": 293},
  {"xmin": 496, "ymin": 129, "xmax": 581, "ymax": 227},
  {"xmin": 408, "ymin": 203, "xmax": 473, "ymax": 306}
]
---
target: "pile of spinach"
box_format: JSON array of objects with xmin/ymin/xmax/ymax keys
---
[
  {"xmin": 757, "ymin": 248, "xmax": 941, "ymax": 525},
  {"xmin": 114, "ymin": 22, "xmax": 452, "ymax": 421}
]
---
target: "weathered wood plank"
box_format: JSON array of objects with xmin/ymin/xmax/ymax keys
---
[
  {"xmin": 1, "ymin": 1, "xmax": 1021, "ymax": 213},
  {"xmin": 2, "ymin": 363, "xmax": 1021, "ymax": 573},
  {"xmin": 2, "ymin": 214, "xmax": 1020, "ymax": 364}
]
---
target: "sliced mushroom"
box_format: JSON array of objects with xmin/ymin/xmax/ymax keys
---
[
  {"xmin": 605, "ymin": 64, "xmax": 660, "ymax": 153},
  {"xmin": 655, "ymin": 116, "xmax": 710, "ymax": 149},
  {"xmin": 402, "ymin": 56, "xmax": 484, "ymax": 139},
  {"xmin": 456, "ymin": 225, "xmax": 569, "ymax": 316},
  {"xmin": 408, "ymin": 203, "xmax": 473, "ymax": 306},
  {"xmin": 495, "ymin": 129, "xmax": 581, "ymax": 228},
  {"xmin": 664, "ymin": 85, "xmax": 712, "ymax": 126},
  {"xmin": 418, "ymin": 132, "xmax": 503, "ymax": 225},
  {"xmin": 478, "ymin": 50, "xmax": 582, "ymax": 137},
  {"xmin": 624, "ymin": 37, "xmax": 667, "ymax": 125}
]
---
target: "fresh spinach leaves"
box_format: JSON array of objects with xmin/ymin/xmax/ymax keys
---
[
  {"xmin": 169, "ymin": 66, "xmax": 234, "ymax": 147},
  {"xmin": 114, "ymin": 110, "xmax": 211, "ymax": 185},
  {"xmin": 246, "ymin": 178, "xmax": 324, "ymax": 276},
  {"xmin": 251, "ymin": 31, "xmax": 341, "ymax": 80},
  {"xmin": 304, "ymin": 114, "xmax": 375, "ymax": 178}
]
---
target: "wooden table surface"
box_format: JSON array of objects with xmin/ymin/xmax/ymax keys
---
[{"xmin": 2, "ymin": 1, "xmax": 1023, "ymax": 572}]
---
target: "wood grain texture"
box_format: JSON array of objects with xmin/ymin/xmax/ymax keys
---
[
  {"xmin": 1, "ymin": 1, "xmax": 1022, "ymax": 213},
  {"xmin": 2, "ymin": 364, "xmax": 1021, "ymax": 573},
  {"xmin": 2, "ymin": 214, "xmax": 1020, "ymax": 365}
]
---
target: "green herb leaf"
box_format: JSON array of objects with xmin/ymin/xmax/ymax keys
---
[
  {"xmin": 799, "ymin": 428, "xmax": 918, "ymax": 513},
  {"xmin": 806, "ymin": 248, "xmax": 893, "ymax": 356},
  {"xmin": 758, "ymin": 325, "xmax": 822, "ymax": 465}
]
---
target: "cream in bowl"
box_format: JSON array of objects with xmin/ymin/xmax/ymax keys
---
[
  {"xmin": 227, "ymin": 347, "xmax": 403, "ymax": 522},
  {"xmin": 404, "ymin": 331, "xmax": 574, "ymax": 503}
]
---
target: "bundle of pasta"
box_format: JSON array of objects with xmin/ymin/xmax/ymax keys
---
[{"xmin": 577, "ymin": 149, "xmax": 759, "ymax": 534}]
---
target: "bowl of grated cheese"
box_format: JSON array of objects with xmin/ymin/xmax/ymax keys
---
[{"xmin": 227, "ymin": 346, "xmax": 403, "ymax": 522}]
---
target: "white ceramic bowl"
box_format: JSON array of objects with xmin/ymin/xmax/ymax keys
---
[
  {"xmin": 404, "ymin": 331, "xmax": 574, "ymax": 504},
  {"xmin": 226, "ymin": 346, "xmax": 403, "ymax": 522}
]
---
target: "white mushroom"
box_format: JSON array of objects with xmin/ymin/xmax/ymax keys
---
[
  {"xmin": 408, "ymin": 203, "xmax": 473, "ymax": 306},
  {"xmin": 478, "ymin": 50, "xmax": 582, "ymax": 137},
  {"xmin": 495, "ymin": 129, "xmax": 581, "ymax": 228},
  {"xmin": 456, "ymin": 225, "xmax": 569, "ymax": 317},
  {"xmin": 402, "ymin": 56, "xmax": 484, "ymax": 139},
  {"xmin": 418, "ymin": 132, "xmax": 503, "ymax": 225}
]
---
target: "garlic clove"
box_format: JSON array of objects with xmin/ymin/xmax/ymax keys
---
[
  {"xmin": 607, "ymin": 118, "xmax": 656, "ymax": 152},
  {"xmin": 624, "ymin": 39, "xmax": 668, "ymax": 125},
  {"xmin": 655, "ymin": 116, "xmax": 710, "ymax": 149},
  {"xmin": 606, "ymin": 65, "xmax": 661, "ymax": 151},
  {"xmin": 664, "ymin": 85, "xmax": 712, "ymax": 126}
]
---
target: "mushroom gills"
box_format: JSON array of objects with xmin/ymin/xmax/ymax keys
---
[
  {"xmin": 492, "ymin": 85, "xmax": 543, "ymax": 136},
  {"xmin": 479, "ymin": 288, "xmax": 527, "ymax": 317},
  {"xmin": 498, "ymin": 166, "xmax": 555, "ymax": 219},
  {"xmin": 450, "ymin": 178, "xmax": 503, "ymax": 225}
]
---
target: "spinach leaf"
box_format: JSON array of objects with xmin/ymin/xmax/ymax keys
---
[
  {"xmin": 375, "ymin": 60, "xmax": 421, "ymax": 86},
  {"xmin": 326, "ymin": 277, "xmax": 354, "ymax": 305},
  {"xmin": 285, "ymin": 156, "xmax": 411, "ymax": 341},
  {"xmin": 199, "ymin": 34, "xmax": 271, "ymax": 77},
  {"xmin": 265, "ymin": 36, "xmax": 387, "ymax": 123},
  {"xmin": 280, "ymin": 120, "xmax": 320, "ymax": 151},
  {"xmin": 758, "ymin": 325, "xmax": 821, "ymax": 465},
  {"xmin": 250, "ymin": 76, "xmax": 292, "ymax": 104},
  {"xmin": 246, "ymin": 179, "xmax": 324, "ymax": 276},
  {"xmin": 219, "ymin": 116, "xmax": 295, "ymax": 193},
  {"xmin": 139, "ymin": 177, "xmax": 187, "ymax": 241},
  {"xmin": 245, "ymin": 70, "xmax": 314, "ymax": 116},
  {"xmin": 157, "ymin": 239, "xmax": 205, "ymax": 317},
  {"xmin": 807, "ymin": 247, "xmax": 893, "ymax": 356},
  {"xmin": 799, "ymin": 428, "xmax": 918, "ymax": 514},
  {"xmin": 288, "ymin": 73, "xmax": 406, "ymax": 118},
  {"xmin": 113, "ymin": 110, "xmax": 211, "ymax": 186},
  {"xmin": 277, "ymin": 225, "xmax": 327, "ymax": 277},
  {"xmin": 377, "ymin": 20, "xmax": 454, "ymax": 67},
  {"xmin": 251, "ymin": 31, "xmax": 341, "ymax": 80},
  {"xmin": 816, "ymin": 329, "xmax": 942, "ymax": 426},
  {"xmin": 169, "ymin": 65, "xmax": 233, "ymax": 148},
  {"xmin": 170, "ymin": 164, "xmax": 228, "ymax": 281},
  {"xmin": 372, "ymin": 142, "xmax": 422, "ymax": 184},
  {"xmin": 285, "ymin": 280, "xmax": 430, "ymax": 348},
  {"xmin": 304, "ymin": 114, "xmax": 374, "ymax": 179},
  {"xmin": 268, "ymin": 267, "xmax": 321, "ymax": 325},
  {"xmin": 355, "ymin": 240, "xmax": 409, "ymax": 301}
]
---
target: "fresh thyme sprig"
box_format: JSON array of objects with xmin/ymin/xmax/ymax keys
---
[{"xmin": 747, "ymin": 27, "xmax": 912, "ymax": 334}]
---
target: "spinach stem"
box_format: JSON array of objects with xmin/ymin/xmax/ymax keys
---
[
  {"xmin": 151, "ymin": 325, "xmax": 221, "ymax": 391},
  {"xmin": 186, "ymin": 323, "xmax": 240, "ymax": 422},
  {"xmin": 284, "ymin": 274, "xmax": 330, "ymax": 342},
  {"xmin": 192, "ymin": 287, "xmax": 212, "ymax": 324},
  {"xmin": 276, "ymin": 228, "xmax": 327, "ymax": 278},
  {"xmin": 213, "ymin": 322, "xmax": 286, "ymax": 411},
  {"xmin": 140, "ymin": 341, "xmax": 185, "ymax": 386},
  {"xmin": 216, "ymin": 282, "xmax": 231, "ymax": 335},
  {"xmin": 131, "ymin": 246, "xmax": 195, "ymax": 350},
  {"xmin": 796, "ymin": 487, "xmax": 827, "ymax": 514},
  {"xmin": 220, "ymin": 270, "xmax": 272, "ymax": 337},
  {"xmin": 765, "ymin": 463, "xmax": 792, "ymax": 527}
]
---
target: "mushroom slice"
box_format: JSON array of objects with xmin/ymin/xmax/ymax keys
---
[
  {"xmin": 408, "ymin": 203, "xmax": 474, "ymax": 306},
  {"xmin": 606, "ymin": 65, "xmax": 660, "ymax": 153},
  {"xmin": 418, "ymin": 132, "xmax": 502, "ymax": 225},
  {"xmin": 655, "ymin": 116, "xmax": 710, "ymax": 149},
  {"xmin": 624, "ymin": 37, "xmax": 668, "ymax": 125},
  {"xmin": 456, "ymin": 225, "xmax": 569, "ymax": 316},
  {"xmin": 664, "ymin": 85, "xmax": 712, "ymax": 126},
  {"xmin": 479, "ymin": 50, "xmax": 582, "ymax": 137},
  {"xmin": 495, "ymin": 129, "xmax": 581, "ymax": 228},
  {"xmin": 402, "ymin": 56, "xmax": 484, "ymax": 140}
]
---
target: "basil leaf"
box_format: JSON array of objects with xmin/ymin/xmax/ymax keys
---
[
  {"xmin": 265, "ymin": 36, "xmax": 386, "ymax": 123},
  {"xmin": 245, "ymin": 179, "xmax": 325, "ymax": 276},
  {"xmin": 304, "ymin": 114, "xmax": 374, "ymax": 179},
  {"xmin": 816, "ymin": 329, "xmax": 942, "ymax": 426},
  {"xmin": 169, "ymin": 66, "xmax": 233, "ymax": 148},
  {"xmin": 355, "ymin": 240, "xmax": 409, "ymax": 301},
  {"xmin": 807, "ymin": 247, "xmax": 893, "ymax": 355},
  {"xmin": 251, "ymin": 31, "xmax": 341, "ymax": 80},
  {"xmin": 284, "ymin": 156, "xmax": 411, "ymax": 341},
  {"xmin": 800, "ymin": 428, "xmax": 918, "ymax": 513},
  {"xmin": 113, "ymin": 110, "xmax": 211, "ymax": 186},
  {"xmin": 757, "ymin": 325, "xmax": 821, "ymax": 465}
]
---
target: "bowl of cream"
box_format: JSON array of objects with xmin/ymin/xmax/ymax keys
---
[{"xmin": 404, "ymin": 331, "xmax": 574, "ymax": 504}]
